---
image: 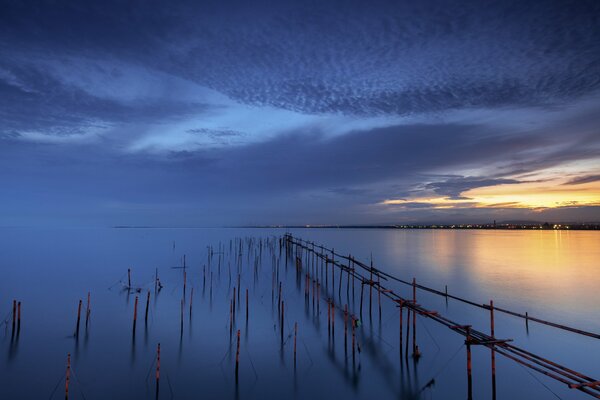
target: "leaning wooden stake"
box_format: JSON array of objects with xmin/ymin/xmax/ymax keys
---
[
  {"xmin": 76, "ymin": 300, "xmax": 82, "ymax": 337},
  {"xmin": 133, "ymin": 296, "xmax": 138, "ymax": 333},
  {"xmin": 294, "ymin": 322, "xmax": 298, "ymax": 364},
  {"xmin": 17, "ymin": 301, "xmax": 21, "ymax": 333}
]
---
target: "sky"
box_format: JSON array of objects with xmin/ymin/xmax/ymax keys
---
[{"xmin": 1, "ymin": 0, "xmax": 599, "ymax": 227}]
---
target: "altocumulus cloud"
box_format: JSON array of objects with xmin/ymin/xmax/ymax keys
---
[{"xmin": 0, "ymin": 0, "xmax": 599, "ymax": 226}]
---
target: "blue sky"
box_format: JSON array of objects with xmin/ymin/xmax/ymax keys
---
[{"xmin": 1, "ymin": 0, "xmax": 599, "ymax": 226}]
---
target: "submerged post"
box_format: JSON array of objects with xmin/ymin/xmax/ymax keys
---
[
  {"xmin": 11, "ymin": 300, "xmax": 16, "ymax": 335},
  {"xmin": 128, "ymin": 268, "xmax": 131, "ymax": 289}
]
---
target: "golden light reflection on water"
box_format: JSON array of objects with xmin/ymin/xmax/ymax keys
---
[{"xmin": 383, "ymin": 230, "xmax": 600, "ymax": 325}]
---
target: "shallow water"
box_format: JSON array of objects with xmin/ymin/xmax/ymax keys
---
[{"xmin": 0, "ymin": 227, "xmax": 598, "ymax": 399}]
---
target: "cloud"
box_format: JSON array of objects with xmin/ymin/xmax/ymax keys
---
[{"xmin": 563, "ymin": 175, "xmax": 600, "ymax": 185}]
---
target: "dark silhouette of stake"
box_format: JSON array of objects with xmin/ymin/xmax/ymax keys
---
[
  {"xmin": 281, "ymin": 301, "xmax": 285, "ymax": 344},
  {"xmin": 490, "ymin": 300, "xmax": 497, "ymax": 400},
  {"xmin": 245, "ymin": 289, "xmax": 249, "ymax": 322},
  {"xmin": 128, "ymin": 268, "xmax": 131, "ymax": 289},
  {"xmin": 294, "ymin": 322, "xmax": 298, "ymax": 364},
  {"xmin": 133, "ymin": 296, "xmax": 138, "ymax": 334},
  {"xmin": 466, "ymin": 326, "xmax": 473, "ymax": 400},
  {"xmin": 17, "ymin": 301, "xmax": 21, "ymax": 333},
  {"xmin": 235, "ymin": 329, "xmax": 241, "ymax": 381},
  {"xmin": 75, "ymin": 300, "xmax": 82, "ymax": 338}
]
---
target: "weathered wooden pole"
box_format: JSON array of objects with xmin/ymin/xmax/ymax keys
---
[
  {"xmin": 369, "ymin": 260, "xmax": 373, "ymax": 318},
  {"xmin": 65, "ymin": 353, "xmax": 71, "ymax": 400},
  {"xmin": 235, "ymin": 329, "xmax": 241, "ymax": 381},
  {"xmin": 412, "ymin": 278, "xmax": 419, "ymax": 358},
  {"xmin": 76, "ymin": 300, "xmax": 82, "ymax": 337},
  {"xmin": 294, "ymin": 322, "xmax": 298, "ymax": 364},
  {"xmin": 399, "ymin": 300, "xmax": 404, "ymax": 356},
  {"xmin": 133, "ymin": 296, "xmax": 138, "ymax": 333},
  {"xmin": 490, "ymin": 300, "xmax": 497, "ymax": 400},
  {"xmin": 145, "ymin": 291, "xmax": 150, "ymax": 322},
  {"xmin": 466, "ymin": 326, "xmax": 473, "ymax": 400}
]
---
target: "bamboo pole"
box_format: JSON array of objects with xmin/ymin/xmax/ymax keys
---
[
  {"xmin": 76, "ymin": 300, "xmax": 82, "ymax": 337},
  {"xmin": 235, "ymin": 329, "xmax": 241, "ymax": 381},
  {"xmin": 491, "ymin": 300, "xmax": 497, "ymax": 400},
  {"xmin": 133, "ymin": 296, "xmax": 138, "ymax": 333}
]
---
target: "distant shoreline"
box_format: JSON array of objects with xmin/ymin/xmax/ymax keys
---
[{"xmin": 112, "ymin": 224, "xmax": 600, "ymax": 230}]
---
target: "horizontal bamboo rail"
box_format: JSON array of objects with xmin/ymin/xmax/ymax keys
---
[{"xmin": 285, "ymin": 234, "xmax": 600, "ymax": 398}]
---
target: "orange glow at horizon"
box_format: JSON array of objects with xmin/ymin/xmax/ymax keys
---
[{"xmin": 382, "ymin": 180, "xmax": 600, "ymax": 210}]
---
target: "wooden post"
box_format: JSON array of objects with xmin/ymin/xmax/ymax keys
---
[
  {"xmin": 399, "ymin": 300, "xmax": 404, "ymax": 357},
  {"xmin": 369, "ymin": 260, "xmax": 373, "ymax": 318},
  {"xmin": 490, "ymin": 300, "xmax": 497, "ymax": 400},
  {"xmin": 76, "ymin": 300, "xmax": 82, "ymax": 337},
  {"xmin": 235, "ymin": 329, "xmax": 241, "ymax": 380},
  {"xmin": 133, "ymin": 296, "xmax": 138, "ymax": 333},
  {"xmin": 331, "ymin": 301, "xmax": 335, "ymax": 334},
  {"xmin": 128, "ymin": 268, "xmax": 131, "ymax": 289},
  {"xmin": 65, "ymin": 353, "xmax": 71, "ymax": 400},
  {"xmin": 377, "ymin": 273, "xmax": 382, "ymax": 320},
  {"xmin": 145, "ymin": 291, "xmax": 150, "ymax": 322},
  {"xmin": 245, "ymin": 289, "xmax": 249, "ymax": 322},
  {"xmin": 412, "ymin": 278, "xmax": 419, "ymax": 358},
  {"xmin": 155, "ymin": 268, "xmax": 158, "ymax": 293},
  {"xmin": 466, "ymin": 326, "xmax": 473, "ymax": 400},
  {"xmin": 17, "ymin": 301, "xmax": 21, "ymax": 333},
  {"xmin": 294, "ymin": 322, "xmax": 298, "ymax": 364}
]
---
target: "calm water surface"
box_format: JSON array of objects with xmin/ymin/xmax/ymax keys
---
[{"xmin": 0, "ymin": 228, "xmax": 598, "ymax": 399}]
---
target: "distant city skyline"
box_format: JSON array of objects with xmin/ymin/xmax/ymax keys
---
[{"xmin": 1, "ymin": 1, "xmax": 599, "ymax": 226}]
